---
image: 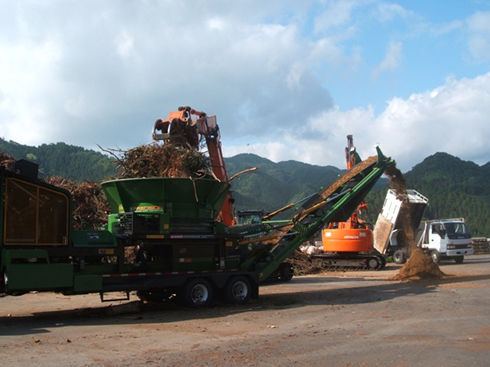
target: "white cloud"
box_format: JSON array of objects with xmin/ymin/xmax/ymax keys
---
[
  {"xmin": 466, "ymin": 11, "xmax": 490, "ymax": 62},
  {"xmin": 313, "ymin": 0, "xmax": 357, "ymax": 33},
  {"xmin": 430, "ymin": 20, "xmax": 463, "ymax": 36},
  {"xmin": 225, "ymin": 73, "xmax": 490, "ymax": 172},
  {"xmin": 0, "ymin": 1, "xmax": 334, "ymax": 151},
  {"xmin": 375, "ymin": 3, "xmax": 415, "ymax": 23},
  {"xmin": 372, "ymin": 41, "xmax": 403, "ymax": 80},
  {"xmin": 115, "ymin": 30, "xmax": 135, "ymax": 58}
]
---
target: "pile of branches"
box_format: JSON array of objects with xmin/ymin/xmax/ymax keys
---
[
  {"xmin": 42, "ymin": 177, "xmax": 111, "ymax": 230},
  {"xmin": 104, "ymin": 143, "xmax": 212, "ymax": 179},
  {"xmin": 0, "ymin": 152, "xmax": 16, "ymax": 170}
]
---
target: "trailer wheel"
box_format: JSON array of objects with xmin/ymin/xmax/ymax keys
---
[
  {"xmin": 430, "ymin": 250, "xmax": 440, "ymax": 265},
  {"xmin": 454, "ymin": 256, "xmax": 464, "ymax": 264},
  {"xmin": 225, "ymin": 276, "xmax": 251, "ymax": 305},
  {"xmin": 181, "ymin": 278, "xmax": 213, "ymax": 308},
  {"xmin": 393, "ymin": 250, "xmax": 406, "ymax": 264}
]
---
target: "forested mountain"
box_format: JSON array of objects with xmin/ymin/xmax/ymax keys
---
[
  {"xmin": 0, "ymin": 138, "xmax": 117, "ymax": 182},
  {"xmin": 225, "ymin": 153, "xmax": 343, "ymax": 212},
  {"xmin": 1, "ymin": 138, "xmax": 489, "ymax": 236}
]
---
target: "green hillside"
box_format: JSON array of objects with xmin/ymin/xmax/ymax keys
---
[
  {"xmin": 1, "ymin": 139, "xmax": 489, "ymax": 236},
  {"xmin": 225, "ymin": 153, "xmax": 343, "ymax": 214},
  {"xmin": 0, "ymin": 138, "xmax": 118, "ymax": 182}
]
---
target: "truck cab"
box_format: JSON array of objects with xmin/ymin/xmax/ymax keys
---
[{"xmin": 419, "ymin": 219, "xmax": 473, "ymax": 264}]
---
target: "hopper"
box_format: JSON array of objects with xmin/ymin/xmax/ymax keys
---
[{"xmin": 101, "ymin": 177, "xmax": 230, "ymax": 220}]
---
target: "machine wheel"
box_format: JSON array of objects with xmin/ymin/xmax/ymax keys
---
[
  {"xmin": 279, "ymin": 262, "xmax": 293, "ymax": 281},
  {"xmin": 393, "ymin": 250, "xmax": 406, "ymax": 264},
  {"xmin": 224, "ymin": 276, "xmax": 252, "ymax": 305},
  {"xmin": 181, "ymin": 278, "xmax": 214, "ymax": 308},
  {"xmin": 454, "ymin": 256, "xmax": 464, "ymax": 264},
  {"xmin": 366, "ymin": 257, "xmax": 381, "ymax": 270},
  {"xmin": 430, "ymin": 250, "xmax": 440, "ymax": 265}
]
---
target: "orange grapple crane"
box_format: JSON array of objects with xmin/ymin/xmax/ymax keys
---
[{"xmin": 152, "ymin": 106, "xmax": 235, "ymax": 226}]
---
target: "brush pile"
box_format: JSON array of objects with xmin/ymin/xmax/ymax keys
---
[
  {"xmin": 107, "ymin": 143, "xmax": 211, "ymax": 179},
  {"xmin": 0, "ymin": 153, "xmax": 16, "ymax": 170},
  {"xmin": 42, "ymin": 177, "xmax": 112, "ymax": 230},
  {"xmin": 1, "ymin": 142, "xmax": 212, "ymax": 231}
]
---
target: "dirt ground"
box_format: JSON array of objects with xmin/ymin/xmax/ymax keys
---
[{"xmin": 1, "ymin": 255, "xmax": 490, "ymax": 367}]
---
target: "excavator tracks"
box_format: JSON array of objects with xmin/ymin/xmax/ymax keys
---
[{"xmin": 311, "ymin": 254, "xmax": 386, "ymax": 271}]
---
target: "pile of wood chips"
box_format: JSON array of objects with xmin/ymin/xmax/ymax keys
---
[
  {"xmin": 289, "ymin": 250, "xmax": 323, "ymax": 276},
  {"xmin": 393, "ymin": 248, "xmax": 445, "ymax": 280}
]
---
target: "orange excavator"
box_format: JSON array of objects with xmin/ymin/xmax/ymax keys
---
[
  {"xmin": 152, "ymin": 106, "xmax": 235, "ymax": 226},
  {"xmin": 312, "ymin": 135, "xmax": 386, "ymax": 270}
]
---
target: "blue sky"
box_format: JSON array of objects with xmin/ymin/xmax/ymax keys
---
[{"xmin": 1, "ymin": 0, "xmax": 490, "ymax": 172}]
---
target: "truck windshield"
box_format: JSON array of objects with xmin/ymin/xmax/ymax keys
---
[{"xmin": 444, "ymin": 222, "xmax": 471, "ymax": 239}]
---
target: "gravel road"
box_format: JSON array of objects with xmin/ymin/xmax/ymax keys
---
[{"xmin": 1, "ymin": 255, "xmax": 489, "ymax": 367}]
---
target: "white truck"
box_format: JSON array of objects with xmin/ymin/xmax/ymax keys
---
[
  {"xmin": 373, "ymin": 189, "xmax": 473, "ymax": 264},
  {"xmin": 415, "ymin": 218, "xmax": 473, "ymax": 264}
]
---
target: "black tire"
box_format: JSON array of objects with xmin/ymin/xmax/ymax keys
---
[
  {"xmin": 378, "ymin": 255, "xmax": 387, "ymax": 269},
  {"xmin": 225, "ymin": 276, "xmax": 252, "ymax": 305},
  {"xmin": 430, "ymin": 250, "xmax": 440, "ymax": 265},
  {"xmin": 454, "ymin": 256, "xmax": 464, "ymax": 264},
  {"xmin": 181, "ymin": 278, "xmax": 213, "ymax": 308},
  {"xmin": 366, "ymin": 257, "xmax": 381, "ymax": 270},
  {"xmin": 279, "ymin": 263, "xmax": 293, "ymax": 281},
  {"xmin": 393, "ymin": 250, "xmax": 406, "ymax": 264}
]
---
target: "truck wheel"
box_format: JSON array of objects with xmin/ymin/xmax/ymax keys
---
[
  {"xmin": 181, "ymin": 278, "xmax": 214, "ymax": 308},
  {"xmin": 430, "ymin": 250, "xmax": 440, "ymax": 265},
  {"xmin": 454, "ymin": 256, "xmax": 464, "ymax": 264},
  {"xmin": 393, "ymin": 250, "xmax": 406, "ymax": 264},
  {"xmin": 378, "ymin": 255, "xmax": 387, "ymax": 269},
  {"xmin": 225, "ymin": 276, "xmax": 251, "ymax": 305}
]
